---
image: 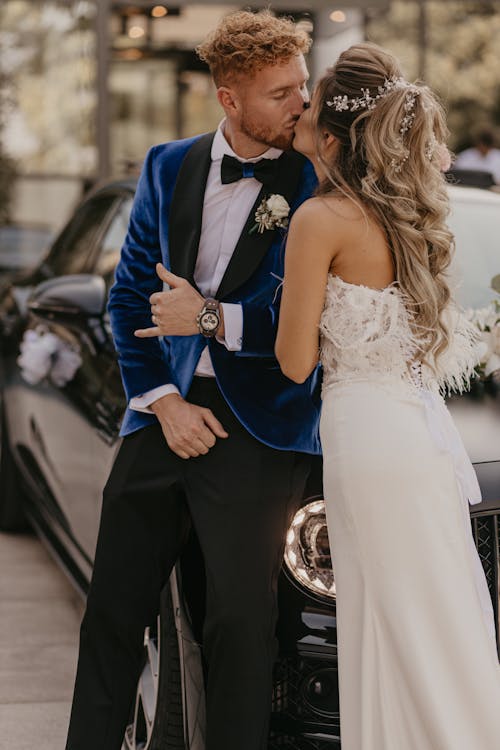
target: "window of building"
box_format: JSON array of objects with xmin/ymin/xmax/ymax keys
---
[{"xmin": 108, "ymin": 3, "xmax": 231, "ymax": 175}]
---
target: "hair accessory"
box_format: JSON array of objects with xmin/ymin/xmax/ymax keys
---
[
  {"xmin": 326, "ymin": 76, "xmax": 422, "ymax": 173},
  {"xmin": 399, "ymin": 88, "xmax": 418, "ymax": 136},
  {"xmin": 326, "ymin": 76, "xmax": 416, "ymax": 113},
  {"xmin": 388, "ymin": 87, "xmax": 420, "ymax": 171},
  {"xmin": 390, "ymin": 151, "xmax": 410, "ymax": 173},
  {"xmin": 425, "ymin": 134, "xmax": 438, "ymax": 161}
]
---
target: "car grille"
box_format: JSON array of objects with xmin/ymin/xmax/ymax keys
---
[
  {"xmin": 269, "ymin": 737, "xmax": 340, "ymax": 750},
  {"xmin": 270, "ymin": 656, "xmax": 340, "ymax": 750},
  {"xmin": 471, "ymin": 511, "xmax": 500, "ymax": 647}
]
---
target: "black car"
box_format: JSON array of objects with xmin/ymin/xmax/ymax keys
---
[
  {"xmin": 0, "ymin": 180, "xmax": 499, "ymax": 750},
  {"xmin": 0, "ymin": 224, "xmax": 53, "ymax": 271}
]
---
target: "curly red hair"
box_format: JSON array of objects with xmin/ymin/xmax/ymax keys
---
[{"xmin": 196, "ymin": 10, "xmax": 311, "ymax": 86}]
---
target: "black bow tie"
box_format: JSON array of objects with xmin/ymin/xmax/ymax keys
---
[{"xmin": 220, "ymin": 154, "xmax": 279, "ymax": 186}]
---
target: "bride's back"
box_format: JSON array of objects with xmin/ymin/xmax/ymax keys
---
[{"xmin": 314, "ymin": 194, "xmax": 395, "ymax": 290}]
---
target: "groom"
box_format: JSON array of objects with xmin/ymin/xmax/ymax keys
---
[{"xmin": 65, "ymin": 10, "xmax": 321, "ymax": 750}]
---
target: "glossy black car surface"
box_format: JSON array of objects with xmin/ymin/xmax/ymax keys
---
[{"xmin": 0, "ymin": 180, "xmax": 498, "ymax": 750}]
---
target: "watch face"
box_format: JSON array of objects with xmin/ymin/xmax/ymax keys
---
[{"xmin": 201, "ymin": 311, "xmax": 219, "ymax": 331}]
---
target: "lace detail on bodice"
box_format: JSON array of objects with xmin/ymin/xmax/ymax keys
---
[{"xmin": 319, "ymin": 275, "xmax": 480, "ymax": 395}]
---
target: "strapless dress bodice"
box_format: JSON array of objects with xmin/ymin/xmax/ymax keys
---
[{"xmin": 319, "ymin": 274, "xmax": 480, "ymax": 397}]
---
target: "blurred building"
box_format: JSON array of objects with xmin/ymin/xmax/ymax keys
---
[{"xmin": 0, "ymin": 0, "xmax": 387, "ymax": 229}]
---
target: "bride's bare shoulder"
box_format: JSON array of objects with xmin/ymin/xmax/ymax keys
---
[
  {"xmin": 286, "ymin": 198, "xmax": 344, "ymax": 262},
  {"xmin": 291, "ymin": 196, "xmax": 361, "ymax": 234},
  {"xmin": 291, "ymin": 194, "xmax": 366, "ymax": 229},
  {"xmin": 316, "ymin": 194, "xmax": 366, "ymax": 220}
]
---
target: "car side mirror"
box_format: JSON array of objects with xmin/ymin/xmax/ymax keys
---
[{"xmin": 28, "ymin": 274, "xmax": 106, "ymax": 321}]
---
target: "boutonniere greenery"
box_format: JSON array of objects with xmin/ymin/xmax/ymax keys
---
[
  {"xmin": 465, "ymin": 274, "xmax": 500, "ymax": 384},
  {"xmin": 250, "ymin": 194, "xmax": 290, "ymax": 235}
]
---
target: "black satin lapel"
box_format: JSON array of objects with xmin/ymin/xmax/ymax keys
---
[
  {"xmin": 168, "ymin": 133, "xmax": 214, "ymax": 285},
  {"xmin": 216, "ymin": 150, "xmax": 306, "ymax": 300}
]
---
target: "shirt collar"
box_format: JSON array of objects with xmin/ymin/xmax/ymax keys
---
[{"xmin": 211, "ymin": 119, "xmax": 283, "ymax": 163}]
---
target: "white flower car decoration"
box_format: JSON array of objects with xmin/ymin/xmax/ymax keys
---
[{"xmin": 17, "ymin": 328, "xmax": 82, "ymax": 388}]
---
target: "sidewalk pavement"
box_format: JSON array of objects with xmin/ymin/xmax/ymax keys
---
[{"xmin": 0, "ymin": 530, "xmax": 84, "ymax": 750}]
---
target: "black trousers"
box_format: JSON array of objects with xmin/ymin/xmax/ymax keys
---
[{"xmin": 65, "ymin": 377, "xmax": 311, "ymax": 750}]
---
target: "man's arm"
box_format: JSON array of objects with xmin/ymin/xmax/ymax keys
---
[
  {"xmin": 131, "ymin": 301, "xmax": 243, "ymax": 414},
  {"xmin": 129, "ymin": 303, "xmax": 243, "ymax": 414},
  {"xmin": 135, "ymin": 261, "xmax": 281, "ymax": 359},
  {"xmin": 130, "ymin": 384, "xmax": 181, "ymax": 413},
  {"xmin": 108, "ymin": 146, "xmax": 176, "ymax": 400},
  {"xmin": 237, "ymin": 297, "xmax": 282, "ymax": 358},
  {"xmin": 109, "ymin": 148, "xmax": 228, "ymax": 458}
]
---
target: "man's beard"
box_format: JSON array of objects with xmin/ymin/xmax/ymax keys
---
[{"xmin": 240, "ymin": 114, "xmax": 297, "ymax": 151}]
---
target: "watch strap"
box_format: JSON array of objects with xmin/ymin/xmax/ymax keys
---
[{"xmin": 204, "ymin": 297, "xmax": 219, "ymax": 313}]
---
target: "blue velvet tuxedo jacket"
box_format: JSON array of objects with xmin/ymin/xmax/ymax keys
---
[{"xmin": 108, "ymin": 132, "xmax": 322, "ymax": 454}]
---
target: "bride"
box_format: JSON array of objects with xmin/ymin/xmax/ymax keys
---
[{"xmin": 275, "ymin": 42, "xmax": 500, "ymax": 749}]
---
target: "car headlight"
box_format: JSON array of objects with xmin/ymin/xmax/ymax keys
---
[{"xmin": 284, "ymin": 499, "xmax": 335, "ymax": 600}]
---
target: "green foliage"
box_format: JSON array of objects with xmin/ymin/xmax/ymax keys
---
[
  {"xmin": 491, "ymin": 274, "xmax": 500, "ymax": 295},
  {"xmin": 366, "ymin": 1, "xmax": 500, "ymax": 150}
]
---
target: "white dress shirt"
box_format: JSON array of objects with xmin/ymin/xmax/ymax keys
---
[{"xmin": 130, "ymin": 121, "xmax": 282, "ymax": 413}]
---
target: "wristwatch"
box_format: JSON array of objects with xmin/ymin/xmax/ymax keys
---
[{"xmin": 196, "ymin": 297, "xmax": 221, "ymax": 338}]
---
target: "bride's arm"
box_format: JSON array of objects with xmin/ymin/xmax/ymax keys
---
[{"xmin": 275, "ymin": 198, "xmax": 341, "ymax": 383}]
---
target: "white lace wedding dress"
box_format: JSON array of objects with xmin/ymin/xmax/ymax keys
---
[{"xmin": 319, "ymin": 275, "xmax": 500, "ymax": 750}]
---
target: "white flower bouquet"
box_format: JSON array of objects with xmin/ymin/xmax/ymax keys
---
[
  {"xmin": 464, "ymin": 275, "xmax": 500, "ymax": 380},
  {"xmin": 17, "ymin": 328, "xmax": 82, "ymax": 388}
]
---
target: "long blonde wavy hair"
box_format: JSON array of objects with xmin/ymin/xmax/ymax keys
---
[{"xmin": 313, "ymin": 43, "xmax": 453, "ymax": 366}]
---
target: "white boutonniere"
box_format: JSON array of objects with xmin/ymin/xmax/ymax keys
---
[{"xmin": 250, "ymin": 194, "xmax": 290, "ymax": 235}]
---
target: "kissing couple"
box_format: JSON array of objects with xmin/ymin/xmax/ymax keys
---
[{"xmin": 66, "ymin": 9, "xmax": 500, "ymax": 750}]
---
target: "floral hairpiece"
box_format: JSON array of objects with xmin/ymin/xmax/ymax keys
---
[
  {"xmin": 326, "ymin": 76, "xmax": 416, "ymax": 114},
  {"xmin": 327, "ymin": 77, "xmax": 423, "ymax": 172}
]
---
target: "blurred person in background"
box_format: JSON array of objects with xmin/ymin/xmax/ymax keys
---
[
  {"xmin": 64, "ymin": 10, "xmax": 320, "ymax": 750},
  {"xmin": 454, "ymin": 127, "xmax": 500, "ymax": 184}
]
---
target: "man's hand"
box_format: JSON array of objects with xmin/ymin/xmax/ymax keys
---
[
  {"xmin": 151, "ymin": 392, "xmax": 228, "ymax": 459},
  {"xmin": 134, "ymin": 264, "xmax": 204, "ymax": 339}
]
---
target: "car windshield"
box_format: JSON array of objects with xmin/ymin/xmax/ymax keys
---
[{"xmin": 447, "ymin": 186, "xmax": 500, "ymax": 310}]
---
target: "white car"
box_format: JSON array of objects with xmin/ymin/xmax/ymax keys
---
[{"xmin": 448, "ymin": 184, "xmax": 500, "ymax": 309}]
